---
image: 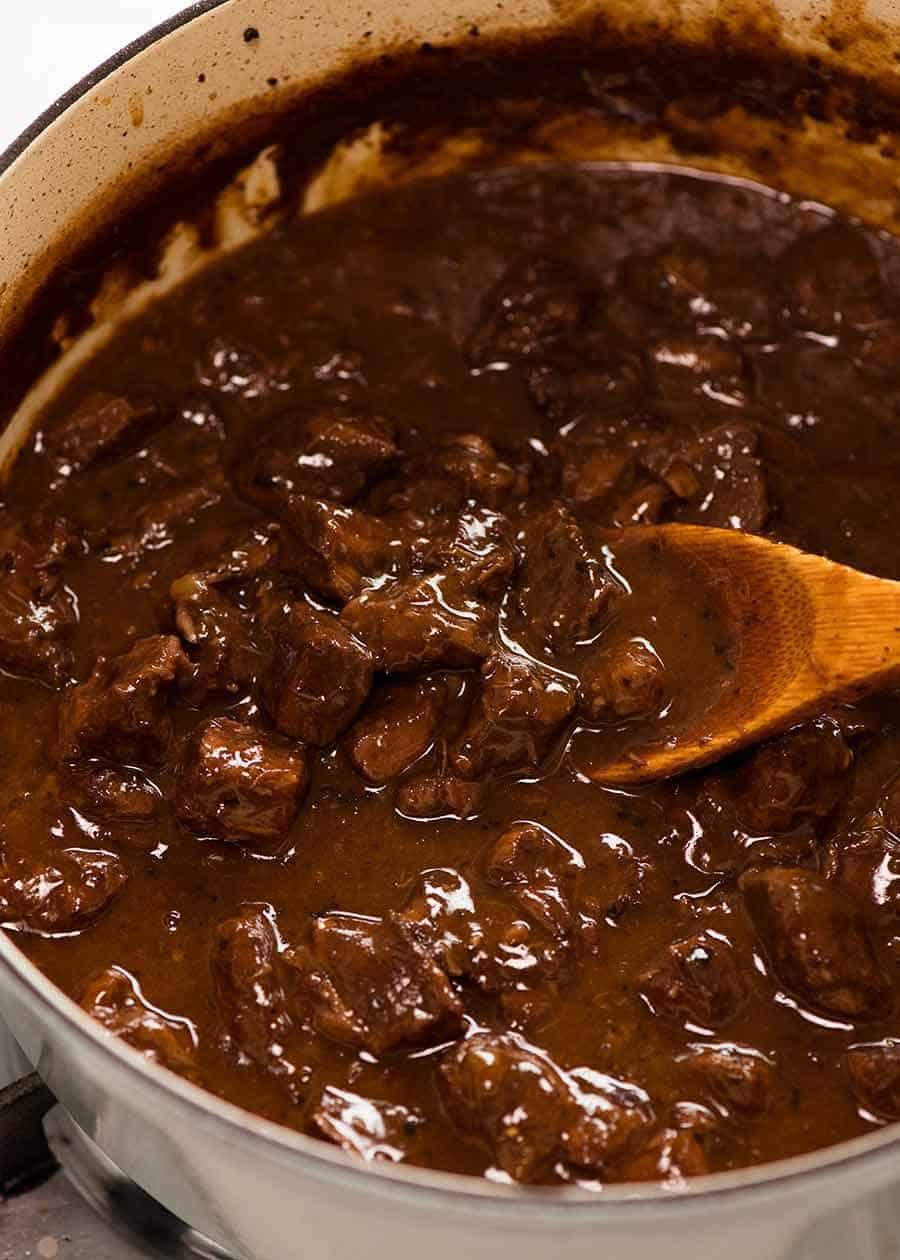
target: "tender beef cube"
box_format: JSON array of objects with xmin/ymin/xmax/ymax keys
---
[
  {"xmin": 846, "ymin": 1040, "xmax": 900, "ymax": 1119},
  {"xmin": 439, "ymin": 1033, "xmax": 574, "ymax": 1181},
  {"xmin": 562, "ymin": 1069, "xmax": 654, "ymax": 1173},
  {"xmin": 639, "ymin": 932, "xmax": 745, "ymax": 1029},
  {"xmin": 423, "ymin": 508, "xmax": 517, "ymax": 601},
  {"xmin": 342, "ymin": 574, "xmax": 494, "ymax": 672},
  {"xmin": 641, "ymin": 424, "xmax": 768, "ymax": 533},
  {"xmin": 346, "ymin": 676, "xmax": 447, "ymax": 784},
  {"xmin": 781, "ymin": 224, "xmax": 884, "ymax": 330},
  {"xmin": 740, "ymin": 867, "xmax": 890, "ymax": 1020},
  {"xmin": 451, "ymin": 651, "xmax": 577, "ymax": 777},
  {"xmin": 81, "ymin": 968, "xmax": 196, "ymax": 1076},
  {"xmin": 730, "ymin": 718, "xmax": 853, "ymax": 835},
  {"xmin": 681, "ymin": 1043, "xmax": 774, "ymax": 1120},
  {"xmin": 209, "ymin": 525, "xmax": 281, "ymax": 581},
  {"xmin": 212, "ymin": 909, "xmax": 293, "ymax": 1071},
  {"xmin": 290, "ymin": 912, "xmax": 463, "ymax": 1055},
  {"xmin": 0, "ymin": 848, "xmax": 127, "ymax": 933},
  {"xmin": 0, "ymin": 514, "xmax": 78, "ymax": 683},
  {"xmin": 514, "ymin": 503, "xmax": 612, "ymax": 652},
  {"xmin": 648, "ymin": 334, "xmax": 745, "ymax": 398},
  {"xmin": 57, "ymin": 635, "xmax": 188, "ymax": 765},
  {"xmin": 172, "ymin": 573, "xmax": 261, "ymax": 702},
  {"xmin": 261, "ymin": 602, "xmax": 373, "ymax": 745},
  {"xmin": 580, "ymin": 640, "xmax": 666, "ymax": 722},
  {"xmin": 244, "ymin": 406, "xmax": 397, "ymax": 506},
  {"xmin": 174, "ymin": 717, "xmax": 309, "ymax": 846},
  {"xmin": 432, "ymin": 434, "xmax": 529, "ymax": 508},
  {"xmin": 618, "ymin": 1126, "xmax": 710, "ymax": 1182},
  {"xmin": 66, "ymin": 764, "xmax": 161, "ymax": 824},
  {"xmin": 394, "ymin": 773, "xmax": 482, "ymax": 820},
  {"xmin": 467, "ymin": 257, "xmax": 589, "ymax": 363},
  {"xmin": 564, "ymin": 447, "xmax": 635, "ymax": 507},
  {"xmin": 280, "ymin": 495, "xmax": 393, "ymax": 603},
  {"xmin": 45, "ymin": 392, "xmax": 159, "ymax": 472},
  {"xmin": 308, "ymin": 1086, "xmax": 423, "ymax": 1162},
  {"xmin": 486, "ymin": 823, "xmax": 580, "ymax": 937},
  {"xmin": 623, "ymin": 245, "xmax": 773, "ymax": 338},
  {"xmin": 396, "ymin": 869, "xmax": 565, "ymax": 1022},
  {"xmin": 197, "ymin": 336, "xmax": 284, "ymax": 399},
  {"xmin": 105, "ymin": 483, "xmax": 221, "ymax": 567},
  {"xmin": 826, "ymin": 774, "xmax": 900, "ymax": 918},
  {"xmin": 397, "ymin": 868, "xmax": 481, "ymax": 978}
]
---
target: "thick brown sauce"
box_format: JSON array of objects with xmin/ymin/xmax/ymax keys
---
[{"xmin": 4, "ymin": 164, "xmax": 900, "ymax": 1185}]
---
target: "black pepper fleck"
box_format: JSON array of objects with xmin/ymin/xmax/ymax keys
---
[{"xmin": 243, "ymin": 26, "xmax": 260, "ymax": 43}]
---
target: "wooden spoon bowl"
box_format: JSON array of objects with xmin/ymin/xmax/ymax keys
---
[{"xmin": 593, "ymin": 525, "xmax": 900, "ymax": 785}]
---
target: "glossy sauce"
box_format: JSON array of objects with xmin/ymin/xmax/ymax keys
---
[{"xmin": 3, "ymin": 164, "xmax": 900, "ymax": 1184}]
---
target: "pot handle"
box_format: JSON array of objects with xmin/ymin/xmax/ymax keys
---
[{"xmin": 0, "ymin": 1071, "xmax": 57, "ymax": 1194}]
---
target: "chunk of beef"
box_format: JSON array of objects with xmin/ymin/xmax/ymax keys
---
[
  {"xmin": 81, "ymin": 968, "xmax": 196, "ymax": 1076},
  {"xmin": 44, "ymin": 393, "xmax": 159, "ymax": 473},
  {"xmin": 846, "ymin": 1040, "xmax": 900, "ymax": 1119},
  {"xmin": 290, "ymin": 912, "xmax": 463, "ymax": 1055},
  {"xmin": 105, "ymin": 483, "xmax": 221, "ymax": 567},
  {"xmin": 562, "ymin": 1068, "xmax": 655, "ymax": 1174},
  {"xmin": 623, "ymin": 245, "xmax": 774, "ymax": 338},
  {"xmin": 172, "ymin": 573, "xmax": 261, "ymax": 702},
  {"xmin": 580, "ymin": 640, "xmax": 666, "ymax": 722},
  {"xmin": 617, "ymin": 1126, "xmax": 710, "ymax": 1182},
  {"xmin": 0, "ymin": 514, "xmax": 78, "ymax": 684},
  {"xmin": 394, "ymin": 774, "xmax": 481, "ymax": 820},
  {"xmin": 245, "ymin": 406, "xmax": 397, "ymax": 507},
  {"xmin": 781, "ymin": 224, "xmax": 884, "ymax": 331},
  {"xmin": 174, "ymin": 717, "xmax": 309, "ymax": 847},
  {"xmin": 342, "ymin": 574, "xmax": 494, "ymax": 672},
  {"xmin": 450, "ymin": 651, "xmax": 577, "ymax": 777},
  {"xmin": 422, "ymin": 508, "xmax": 517, "ymax": 601},
  {"xmin": 648, "ymin": 335, "xmax": 745, "ymax": 400},
  {"xmin": 0, "ymin": 848, "xmax": 126, "ymax": 933},
  {"xmin": 397, "ymin": 868, "xmax": 481, "ymax": 978},
  {"xmin": 65, "ymin": 764, "xmax": 161, "ymax": 824},
  {"xmin": 308, "ymin": 1086, "xmax": 423, "ymax": 1162},
  {"xmin": 346, "ymin": 676, "xmax": 448, "ymax": 783},
  {"xmin": 826, "ymin": 773, "xmax": 900, "ymax": 919},
  {"xmin": 680, "ymin": 1043, "xmax": 774, "ymax": 1120},
  {"xmin": 740, "ymin": 867, "xmax": 890, "ymax": 1020},
  {"xmin": 211, "ymin": 908, "xmax": 293, "ymax": 1071},
  {"xmin": 431, "ymin": 434, "xmax": 529, "ymax": 508},
  {"xmin": 398, "ymin": 868, "xmax": 569, "ymax": 1026},
  {"xmin": 729, "ymin": 717, "xmax": 852, "ymax": 835},
  {"xmin": 467, "ymin": 257, "xmax": 589, "ymax": 364},
  {"xmin": 261, "ymin": 602, "xmax": 373, "ymax": 745},
  {"xmin": 486, "ymin": 823, "xmax": 580, "ymax": 937},
  {"xmin": 197, "ymin": 337, "xmax": 286, "ymax": 400},
  {"xmin": 513, "ymin": 504, "xmax": 612, "ymax": 653},
  {"xmin": 57, "ymin": 635, "xmax": 188, "ymax": 765},
  {"xmin": 439, "ymin": 1033, "xmax": 574, "ymax": 1182},
  {"xmin": 642, "ymin": 424, "xmax": 768, "ymax": 533},
  {"xmin": 279, "ymin": 495, "xmax": 393, "ymax": 603},
  {"xmin": 639, "ymin": 932, "xmax": 745, "ymax": 1029}
]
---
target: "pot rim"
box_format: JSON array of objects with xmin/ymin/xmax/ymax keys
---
[{"xmin": 2, "ymin": 0, "xmax": 900, "ymax": 1217}]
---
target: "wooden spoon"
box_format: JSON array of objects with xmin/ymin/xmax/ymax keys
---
[{"xmin": 593, "ymin": 524, "xmax": 900, "ymax": 786}]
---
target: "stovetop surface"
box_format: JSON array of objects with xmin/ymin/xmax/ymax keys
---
[{"xmin": 3, "ymin": 1168, "xmax": 153, "ymax": 1260}]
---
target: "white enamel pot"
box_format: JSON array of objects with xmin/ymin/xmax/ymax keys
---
[{"xmin": 3, "ymin": 2, "xmax": 900, "ymax": 1257}]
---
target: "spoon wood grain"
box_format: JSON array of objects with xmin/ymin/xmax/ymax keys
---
[{"xmin": 593, "ymin": 525, "xmax": 900, "ymax": 786}]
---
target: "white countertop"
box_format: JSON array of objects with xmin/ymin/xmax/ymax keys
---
[{"xmin": 0, "ymin": 1, "xmax": 184, "ymax": 152}]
